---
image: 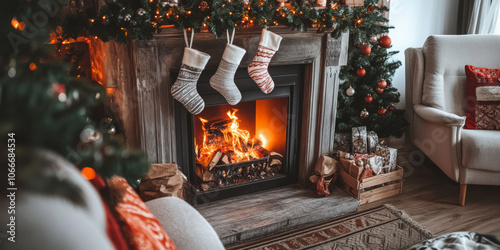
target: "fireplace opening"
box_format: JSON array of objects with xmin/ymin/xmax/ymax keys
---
[
  {"xmin": 194, "ymin": 97, "xmax": 288, "ymax": 192},
  {"xmin": 174, "ymin": 65, "xmax": 304, "ymax": 204}
]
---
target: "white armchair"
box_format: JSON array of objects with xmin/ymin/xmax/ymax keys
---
[{"xmin": 405, "ymin": 35, "xmax": 500, "ymax": 206}]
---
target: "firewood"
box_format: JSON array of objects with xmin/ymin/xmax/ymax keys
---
[
  {"xmin": 221, "ymin": 153, "xmax": 230, "ymax": 165},
  {"xmin": 197, "ymin": 150, "xmax": 221, "ymax": 169},
  {"xmin": 208, "ymin": 150, "xmax": 222, "ymax": 170},
  {"xmin": 270, "ymin": 152, "xmax": 284, "ymax": 166},
  {"xmin": 195, "ymin": 165, "xmax": 215, "ymax": 181}
]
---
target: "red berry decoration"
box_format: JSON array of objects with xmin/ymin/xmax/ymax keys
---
[
  {"xmin": 377, "ymin": 107, "xmax": 387, "ymax": 115},
  {"xmin": 367, "ymin": 4, "xmax": 374, "ymax": 12},
  {"xmin": 376, "ymin": 87, "xmax": 384, "ymax": 94},
  {"xmin": 365, "ymin": 94, "xmax": 373, "ymax": 103},
  {"xmin": 378, "ymin": 79, "xmax": 387, "ymax": 89},
  {"xmin": 356, "ymin": 67, "xmax": 366, "ymax": 77},
  {"xmin": 359, "ymin": 44, "xmax": 371, "ymax": 56},
  {"xmin": 388, "ymin": 105, "xmax": 396, "ymax": 111},
  {"xmin": 379, "ymin": 36, "xmax": 392, "ymax": 48}
]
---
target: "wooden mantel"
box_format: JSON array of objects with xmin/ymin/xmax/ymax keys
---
[{"xmin": 103, "ymin": 27, "xmax": 348, "ymax": 186}]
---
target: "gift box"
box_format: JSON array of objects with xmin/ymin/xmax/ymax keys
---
[
  {"xmin": 334, "ymin": 133, "xmax": 352, "ymax": 153},
  {"xmin": 375, "ymin": 145, "xmax": 398, "ymax": 172},
  {"xmin": 367, "ymin": 131, "xmax": 378, "ymax": 154},
  {"xmin": 362, "ymin": 155, "xmax": 384, "ymax": 175},
  {"xmin": 352, "ymin": 126, "xmax": 368, "ymax": 154}
]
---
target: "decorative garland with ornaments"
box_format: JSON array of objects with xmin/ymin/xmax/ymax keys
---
[{"xmin": 60, "ymin": 0, "xmax": 389, "ymax": 44}]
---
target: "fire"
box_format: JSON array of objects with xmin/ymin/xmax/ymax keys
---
[{"xmin": 196, "ymin": 109, "xmax": 266, "ymax": 164}]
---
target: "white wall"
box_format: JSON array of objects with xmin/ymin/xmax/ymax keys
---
[{"xmin": 388, "ymin": 0, "xmax": 459, "ymax": 108}]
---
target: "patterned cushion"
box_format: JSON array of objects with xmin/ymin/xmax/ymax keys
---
[
  {"xmin": 464, "ymin": 65, "xmax": 500, "ymax": 129},
  {"xmin": 107, "ymin": 177, "xmax": 177, "ymax": 250}
]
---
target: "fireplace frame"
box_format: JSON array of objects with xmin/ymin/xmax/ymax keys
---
[
  {"xmin": 174, "ymin": 64, "xmax": 304, "ymax": 203},
  {"xmin": 104, "ymin": 27, "xmax": 348, "ymax": 202}
]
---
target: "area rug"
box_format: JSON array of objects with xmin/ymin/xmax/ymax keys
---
[{"xmin": 228, "ymin": 204, "xmax": 434, "ymax": 250}]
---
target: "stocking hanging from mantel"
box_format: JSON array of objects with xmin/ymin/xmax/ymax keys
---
[
  {"xmin": 248, "ymin": 29, "xmax": 283, "ymax": 94},
  {"xmin": 209, "ymin": 28, "xmax": 246, "ymax": 105},
  {"xmin": 171, "ymin": 29, "xmax": 211, "ymax": 115}
]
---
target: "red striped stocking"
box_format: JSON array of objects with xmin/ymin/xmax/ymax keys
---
[{"xmin": 247, "ymin": 29, "xmax": 282, "ymax": 94}]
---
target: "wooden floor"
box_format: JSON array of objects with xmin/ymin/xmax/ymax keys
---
[{"xmin": 358, "ymin": 149, "xmax": 500, "ymax": 236}]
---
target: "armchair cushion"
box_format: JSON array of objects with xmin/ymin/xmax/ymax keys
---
[
  {"xmin": 462, "ymin": 129, "xmax": 500, "ymax": 172},
  {"xmin": 413, "ymin": 104, "xmax": 465, "ymax": 127}
]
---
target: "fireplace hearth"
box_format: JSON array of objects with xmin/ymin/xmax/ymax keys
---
[
  {"xmin": 107, "ymin": 27, "xmax": 348, "ymax": 205},
  {"xmin": 174, "ymin": 65, "xmax": 303, "ymax": 202}
]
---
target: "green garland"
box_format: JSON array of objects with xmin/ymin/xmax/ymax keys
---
[{"xmin": 61, "ymin": 0, "xmax": 370, "ymax": 44}]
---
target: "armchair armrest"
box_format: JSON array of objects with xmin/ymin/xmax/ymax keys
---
[{"xmin": 414, "ymin": 104, "xmax": 465, "ymax": 127}]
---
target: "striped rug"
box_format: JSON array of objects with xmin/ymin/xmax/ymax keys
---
[{"xmin": 228, "ymin": 204, "xmax": 434, "ymax": 250}]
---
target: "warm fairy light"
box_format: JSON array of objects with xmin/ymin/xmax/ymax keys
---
[
  {"xmin": 356, "ymin": 18, "xmax": 363, "ymax": 24},
  {"xmin": 81, "ymin": 167, "xmax": 96, "ymax": 180},
  {"xmin": 229, "ymin": 12, "xmax": 232, "ymax": 15},
  {"xmin": 282, "ymin": 13, "xmax": 286, "ymax": 17},
  {"xmin": 156, "ymin": 10, "xmax": 160, "ymax": 14},
  {"xmin": 196, "ymin": 109, "xmax": 268, "ymax": 164},
  {"xmin": 102, "ymin": 16, "xmax": 106, "ymax": 20},
  {"xmin": 90, "ymin": 19, "xmax": 95, "ymax": 23},
  {"xmin": 29, "ymin": 63, "xmax": 37, "ymax": 71},
  {"xmin": 187, "ymin": 10, "xmax": 191, "ymax": 14},
  {"xmin": 203, "ymin": 23, "xmax": 207, "ymax": 27},
  {"xmin": 11, "ymin": 18, "xmax": 19, "ymax": 29}
]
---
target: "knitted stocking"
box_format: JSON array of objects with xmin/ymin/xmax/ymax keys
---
[
  {"xmin": 171, "ymin": 47, "xmax": 211, "ymax": 115},
  {"xmin": 210, "ymin": 44, "xmax": 246, "ymax": 105},
  {"xmin": 247, "ymin": 29, "xmax": 282, "ymax": 94}
]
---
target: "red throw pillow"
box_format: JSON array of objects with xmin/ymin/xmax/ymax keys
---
[
  {"xmin": 464, "ymin": 65, "xmax": 500, "ymax": 129},
  {"xmin": 107, "ymin": 177, "xmax": 177, "ymax": 250},
  {"xmin": 89, "ymin": 175, "xmax": 129, "ymax": 250}
]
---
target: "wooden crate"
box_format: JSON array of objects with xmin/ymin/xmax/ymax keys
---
[{"xmin": 337, "ymin": 166, "xmax": 403, "ymax": 205}]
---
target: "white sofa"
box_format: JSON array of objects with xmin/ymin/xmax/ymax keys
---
[
  {"xmin": 405, "ymin": 35, "xmax": 500, "ymax": 206},
  {"xmin": 1, "ymin": 149, "xmax": 224, "ymax": 250}
]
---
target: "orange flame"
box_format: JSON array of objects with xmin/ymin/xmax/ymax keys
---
[{"xmin": 196, "ymin": 109, "xmax": 267, "ymax": 164}]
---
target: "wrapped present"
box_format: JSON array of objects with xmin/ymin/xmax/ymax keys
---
[
  {"xmin": 367, "ymin": 131, "xmax": 378, "ymax": 154},
  {"xmin": 362, "ymin": 155, "xmax": 384, "ymax": 175},
  {"xmin": 309, "ymin": 155, "xmax": 340, "ymax": 196},
  {"xmin": 334, "ymin": 133, "xmax": 352, "ymax": 153},
  {"xmin": 352, "ymin": 126, "xmax": 368, "ymax": 154},
  {"xmin": 375, "ymin": 145, "xmax": 398, "ymax": 171}
]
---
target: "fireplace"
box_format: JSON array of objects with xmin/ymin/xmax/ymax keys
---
[
  {"xmin": 174, "ymin": 65, "xmax": 303, "ymax": 203},
  {"xmin": 105, "ymin": 28, "xmax": 348, "ymax": 205}
]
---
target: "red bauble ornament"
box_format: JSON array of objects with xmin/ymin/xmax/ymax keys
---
[
  {"xmin": 378, "ymin": 79, "xmax": 387, "ymax": 89},
  {"xmin": 356, "ymin": 67, "xmax": 366, "ymax": 77},
  {"xmin": 388, "ymin": 105, "xmax": 396, "ymax": 111},
  {"xmin": 379, "ymin": 36, "xmax": 392, "ymax": 48},
  {"xmin": 359, "ymin": 44, "xmax": 371, "ymax": 56},
  {"xmin": 367, "ymin": 4, "xmax": 374, "ymax": 12},
  {"xmin": 376, "ymin": 87, "xmax": 384, "ymax": 94},
  {"xmin": 377, "ymin": 107, "xmax": 387, "ymax": 115},
  {"xmin": 364, "ymin": 95, "xmax": 373, "ymax": 103},
  {"xmin": 52, "ymin": 83, "xmax": 66, "ymax": 96}
]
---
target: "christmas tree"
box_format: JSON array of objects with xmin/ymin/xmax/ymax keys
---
[
  {"xmin": 336, "ymin": 0, "xmax": 406, "ymax": 138},
  {"xmin": 0, "ymin": 0, "xmax": 150, "ymax": 200}
]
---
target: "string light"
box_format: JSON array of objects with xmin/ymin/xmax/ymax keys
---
[{"xmin": 29, "ymin": 63, "xmax": 37, "ymax": 71}]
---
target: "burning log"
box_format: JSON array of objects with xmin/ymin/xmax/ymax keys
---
[
  {"xmin": 196, "ymin": 165, "xmax": 215, "ymax": 181},
  {"xmin": 221, "ymin": 153, "xmax": 230, "ymax": 165},
  {"xmin": 208, "ymin": 150, "xmax": 222, "ymax": 171},
  {"xmin": 197, "ymin": 150, "xmax": 222, "ymax": 170}
]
